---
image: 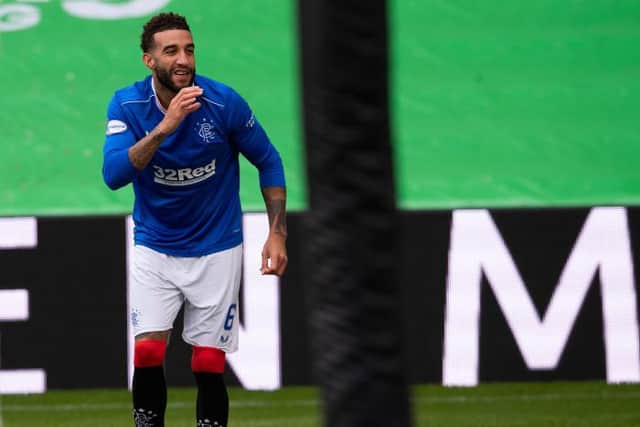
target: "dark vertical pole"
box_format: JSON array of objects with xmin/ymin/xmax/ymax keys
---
[{"xmin": 298, "ymin": 1, "xmax": 412, "ymax": 426}]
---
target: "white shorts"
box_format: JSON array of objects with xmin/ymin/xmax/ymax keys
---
[{"xmin": 129, "ymin": 244, "xmax": 242, "ymax": 352}]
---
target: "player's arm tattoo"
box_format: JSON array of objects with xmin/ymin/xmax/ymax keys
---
[
  {"xmin": 128, "ymin": 127, "xmax": 168, "ymax": 170},
  {"xmin": 262, "ymin": 187, "xmax": 287, "ymax": 238}
]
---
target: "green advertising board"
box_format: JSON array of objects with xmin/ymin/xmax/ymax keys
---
[
  {"xmin": 0, "ymin": 0, "xmax": 302, "ymax": 215},
  {"xmin": 392, "ymin": 0, "xmax": 640, "ymax": 209},
  {"xmin": 1, "ymin": 0, "xmax": 639, "ymax": 216}
]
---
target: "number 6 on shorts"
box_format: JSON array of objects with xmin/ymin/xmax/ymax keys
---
[{"xmin": 223, "ymin": 303, "xmax": 237, "ymax": 331}]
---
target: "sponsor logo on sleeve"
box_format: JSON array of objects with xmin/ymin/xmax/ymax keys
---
[{"xmin": 106, "ymin": 119, "xmax": 128, "ymax": 135}]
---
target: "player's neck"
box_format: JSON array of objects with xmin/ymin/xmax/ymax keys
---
[{"xmin": 151, "ymin": 76, "xmax": 175, "ymax": 111}]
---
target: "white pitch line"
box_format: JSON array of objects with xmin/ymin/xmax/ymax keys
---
[
  {"xmin": 0, "ymin": 399, "xmax": 318, "ymax": 413},
  {"xmin": 2, "ymin": 391, "xmax": 640, "ymax": 413},
  {"xmin": 413, "ymin": 391, "xmax": 640, "ymax": 404},
  {"xmin": 231, "ymin": 417, "xmax": 317, "ymax": 427}
]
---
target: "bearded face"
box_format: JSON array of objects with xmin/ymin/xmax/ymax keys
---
[
  {"xmin": 154, "ymin": 61, "xmax": 196, "ymax": 93},
  {"xmin": 146, "ymin": 29, "xmax": 197, "ymax": 93}
]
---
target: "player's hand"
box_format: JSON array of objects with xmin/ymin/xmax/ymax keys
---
[
  {"xmin": 261, "ymin": 233, "xmax": 288, "ymax": 276},
  {"xmin": 159, "ymin": 86, "xmax": 203, "ymax": 134}
]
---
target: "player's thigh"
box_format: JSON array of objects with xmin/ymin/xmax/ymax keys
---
[
  {"xmin": 130, "ymin": 245, "xmax": 184, "ymax": 336},
  {"xmin": 135, "ymin": 330, "xmax": 171, "ymax": 342},
  {"xmin": 181, "ymin": 244, "xmax": 243, "ymax": 351}
]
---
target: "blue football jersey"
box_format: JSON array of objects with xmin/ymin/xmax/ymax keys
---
[{"xmin": 102, "ymin": 75, "xmax": 285, "ymax": 257}]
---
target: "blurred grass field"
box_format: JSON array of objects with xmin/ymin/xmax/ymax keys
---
[{"xmin": 1, "ymin": 381, "xmax": 639, "ymax": 426}]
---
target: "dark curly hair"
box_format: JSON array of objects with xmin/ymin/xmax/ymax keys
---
[{"xmin": 140, "ymin": 12, "xmax": 191, "ymax": 52}]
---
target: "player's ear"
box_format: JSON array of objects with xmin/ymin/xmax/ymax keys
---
[{"xmin": 142, "ymin": 52, "xmax": 154, "ymax": 70}]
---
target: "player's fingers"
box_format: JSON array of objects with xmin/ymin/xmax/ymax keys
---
[
  {"xmin": 262, "ymin": 253, "xmax": 287, "ymax": 276},
  {"xmin": 261, "ymin": 251, "xmax": 269, "ymax": 273},
  {"xmin": 184, "ymin": 101, "xmax": 201, "ymax": 112},
  {"xmin": 178, "ymin": 86, "xmax": 202, "ymax": 96},
  {"xmin": 276, "ymin": 255, "xmax": 288, "ymax": 276},
  {"xmin": 267, "ymin": 256, "xmax": 279, "ymax": 274},
  {"xmin": 185, "ymin": 89, "xmax": 203, "ymax": 101},
  {"xmin": 174, "ymin": 87, "xmax": 201, "ymax": 104},
  {"xmin": 179, "ymin": 93, "xmax": 198, "ymax": 105},
  {"xmin": 176, "ymin": 97, "xmax": 201, "ymax": 115}
]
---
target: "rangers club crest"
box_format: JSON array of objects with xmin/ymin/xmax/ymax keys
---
[{"xmin": 195, "ymin": 117, "xmax": 218, "ymax": 144}]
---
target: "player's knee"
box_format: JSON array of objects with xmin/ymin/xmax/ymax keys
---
[
  {"xmin": 134, "ymin": 339, "xmax": 167, "ymax": 368},
  {"xmin": 191, "ymin": 346, "xmax": 226, "ymax": 373}
]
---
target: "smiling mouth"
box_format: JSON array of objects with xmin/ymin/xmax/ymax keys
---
[{"xmin": 174, "ymin": 69, "xmax": 191, "ymax": 77}]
